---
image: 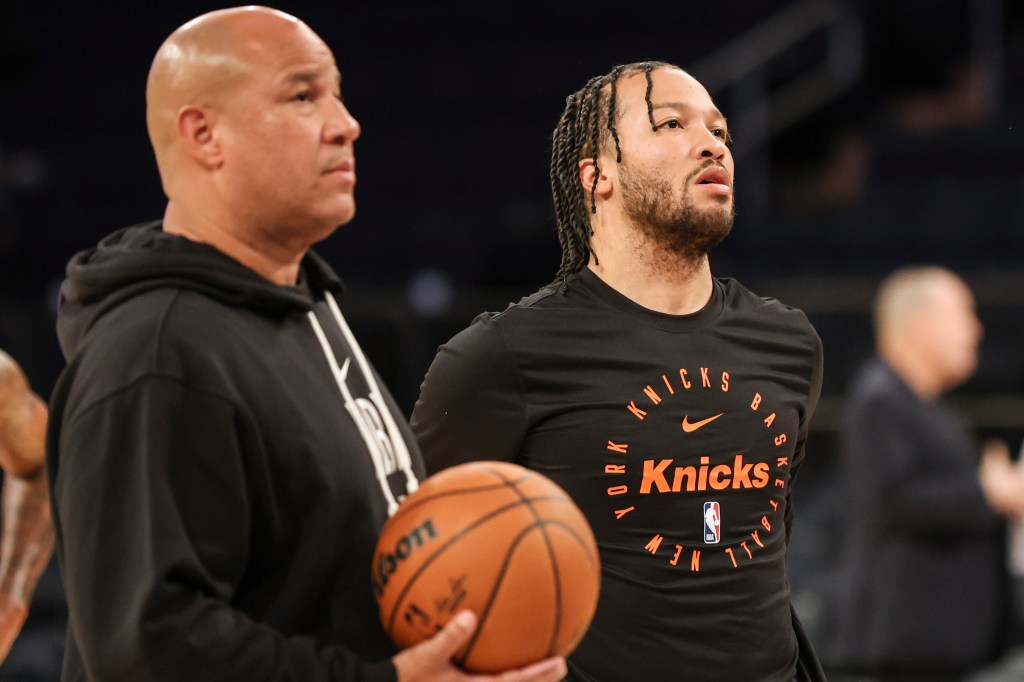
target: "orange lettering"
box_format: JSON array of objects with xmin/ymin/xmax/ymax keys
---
[
  {"xmin": 607, "ymin": 485, "xmax": 628, "ymax": 496},
  {"xmin": 670, "ymin": 544, "xmax": 683, "ymax": 566},
  {"xmin": 662, "ymin": 374, "xmax": 674, "ymax": 395},
  {"xmin": 614, "ymin": 506, "xmax": 635, "ymax": 519},
  {"xmin": 679, "ymin": 368, "xmax": 692, "ymax": 389},
  {"xmin": 776, "ymin": 457, "xmax": 789, "ymax": 468},
  {"xmin": 731, "ymin": 455, "xmax": 754, "ymax": 488},
  {"xmin": 769, "ymin": 499, "xmax": 779, "ymax": 511},
  {"xmin": 627, "ymin": 402, "xmax": 647, "ymax": 420},
  {"xmin": 672, "ymin": 466, "xmax": 698, "ymax": 492},
  {"xmin": 691, "ymin": 550, "xmax": 701, "ymax": 572},
  {"xmin": 700, "ymin": 367, "xmax": 711, "ymax": 387},
  {"xmin": 740, "ymin": 541, "xmax": 752, "ymax": 559},
  {"xmin": 605, "ymin": 464, "xmax": 625, "ymax": 474},
  {"xmin": 761, "ymin": 516, "xmax": 772, "ymax": 531},
  {"xmin": 645, "ymin": 534, "xmax": 664, "ymax": 554},
  {"xmin": 753, "ymin": 463, "xmax": 770, "ymax": 487},
  {"xmin": 643, "ymin": 385, "xmax": 662, "ymax": 405},
  {"xmin": 709, "ymin": 464, "xmax": 731, "ymax": 490},
  {"xmin": 751, "ymin": 530, "xmax": 764, "ymax": 547},
  {"xmin": 721, "ymin": 371, "xmax": 729, "ymax": 391},
  {"xmin": 750, "ymin": 392, "xmax": 762, "ymax": 410},
  {"xmin": 645, "ymin": 456, "xmax": 772, "ymax": 493},
  {"xmin": 775, "ymin": 433, "xmax": 788, "ymax": 446},
  {"xmin": 774, "ymin": 478, "xmax": 786, "ymax": 489},
  {"xmin": 764, "ymin": 412, "xmax": 776, "ymax": 428},
  {"xmin": 725, "ymin": 547, "xmax": 738, "ymax": 568},
  {"xmin": 607, "ymin": 441, "xmax": 629, "ymax": 454},
  {"xmin": 697, "ymin": 456, "xmax": 710, "ymax": 489},
  {"xmin": 640, "ymin": 459, "xmax": 672, "ymax": 494}
]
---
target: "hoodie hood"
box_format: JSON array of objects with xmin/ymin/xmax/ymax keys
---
[{"xmin": 57, "ymin": 221, "xmax": 345, "ymax": 360}]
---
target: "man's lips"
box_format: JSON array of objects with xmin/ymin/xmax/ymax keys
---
[
  {"xmin": 324, "ymin": 160, "xmax": 356, "ymax": 183},
  {"xmin": 693, "ymin": 165, "xmax": 731, "ymax": 195},
  {"xmin": 694, "ymin": 166, "xmax": 730, "ymax": 188},
  {"xmin": 325, "ymin": 160, "xmax": 354, "ymax": 174}
]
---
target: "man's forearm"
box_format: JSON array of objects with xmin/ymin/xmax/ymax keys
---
[{"xmin": 0, "ymin": 469, "xmax": 55, "ymax": 611}]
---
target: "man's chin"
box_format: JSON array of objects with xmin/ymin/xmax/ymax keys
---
[{"xmin": 326, "ymin": 200, "xmax": 357, "ymax": 228}]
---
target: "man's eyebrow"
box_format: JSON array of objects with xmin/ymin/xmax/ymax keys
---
[
  {"xmin": 651, "ymin": 102, "xmax": 728, "ymax": 123},
  {"xmin": 285, "ymin": 68, "xmax": 341, "ymax": 88}
]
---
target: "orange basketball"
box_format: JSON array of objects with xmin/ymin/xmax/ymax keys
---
[{"xmin": 371, "ymin": 461, "xmax": 600, "ymax": 673}]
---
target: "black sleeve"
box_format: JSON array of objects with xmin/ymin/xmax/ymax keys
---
[
  {"xmin": 52, "ymin": 375, "xmax": 395, "ymax": 682},
  {"xmin": 785, "ymin": 325, "xmax": 824, "ymax": 544},
  {"xmin": 410, "ymin": 314, "xmax": 528, "ymax": 474}
]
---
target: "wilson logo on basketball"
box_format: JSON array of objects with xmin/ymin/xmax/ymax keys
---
[
  {"xmin": 639, "ymin": 454, "xmax": 770, "ymax": 494},
  {"xmin": 372, "ymin": 519, "xmax": 438, "ymax": 597},
  {"xmin": 372, "ymin": 461, "xmax": 601, "ymax": 673}
]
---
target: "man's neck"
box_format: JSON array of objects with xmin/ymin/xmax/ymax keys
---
[
  {"xmin": 586, "ymin": 247, "xmax": 713, "ymax": 315},
  {"xmin": 880, "ymin": 344, "xmax": 943, "ymax": 401},
  {"xmin": 162, "ymin": 201, "xmax": 303, "ymax": 286}
]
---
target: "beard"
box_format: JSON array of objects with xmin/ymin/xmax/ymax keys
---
[{"xmin": 619, "ymin": 160, "xmax": 735, "ymax": 262}]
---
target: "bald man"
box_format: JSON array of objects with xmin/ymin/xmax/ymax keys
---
[
  {"xmin": 0, "ymin": 349, "xmax": 53, "ymax": 664},
  {"xmin": 45, "ymin": 7, "xmax": 565, "ymax": 682},
  {"xmin": 836, "ymin": 266, "xmax": 1016, "ymax": 681}
]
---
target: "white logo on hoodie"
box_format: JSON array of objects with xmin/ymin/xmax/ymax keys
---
[{"xmin": 308, "ymin": 293, "xmax": 419, "ymax": 515}]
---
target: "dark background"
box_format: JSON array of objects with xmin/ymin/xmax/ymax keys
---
[{"xmin": 1, "ymin": 0, "xmax": 1022, "ymax": 678}]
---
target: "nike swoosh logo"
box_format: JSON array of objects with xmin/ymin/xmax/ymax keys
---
[{"xmin": 681, "ymin": 413, "xmax": 724, "ymax": 433}]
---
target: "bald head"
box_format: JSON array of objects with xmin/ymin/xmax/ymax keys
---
[
  {"xmin": 145, "ymin": 6, "xmax": 318, "ymax": 177},
  {"xmin": 874, "ymin": 266, "xmax": 983, "ymax": 395},
  {"xmin": 874, "ymin": 266, "xmax": 962, "ymax": 340},
  {"xmin": 144, "ymin": 5, "xmax": 359, "ymax": 280}
]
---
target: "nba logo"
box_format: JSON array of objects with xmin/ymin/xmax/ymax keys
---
[{"xmin": 703, "ymin": 501, "xmax": 721, "ymax": 544}]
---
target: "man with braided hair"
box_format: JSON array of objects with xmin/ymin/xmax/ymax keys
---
[{"xmin": 412, "ymin": 62, "xmax": 825, "ymax": 681}]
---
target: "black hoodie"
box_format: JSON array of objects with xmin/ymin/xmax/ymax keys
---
[{"xmin": 46, "ymin": 221, "xmax": 423, "ymax": 681}]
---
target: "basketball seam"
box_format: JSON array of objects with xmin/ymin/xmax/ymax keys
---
[
  {"xmin": 509, "ymin": 472, "xmax": 562, "ymax": 658},
  {"xmin": 459, "ymin": 466, "xmax": 563, "ymax": 663},
  {"xmin": 384, "ymin": 494, "xmax": 554, "ymax": 635},
  {"xmin": 455, "ymin": 520, "xmax": 553, "ymax": 667}
]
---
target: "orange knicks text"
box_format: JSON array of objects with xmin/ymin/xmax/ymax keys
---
[{"xmin": 639, "ymin": 455, "xmax": 770, "ymax": 494}]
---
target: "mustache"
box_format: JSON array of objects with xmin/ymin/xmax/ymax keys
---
[{"xmin": 685, "ymin": 159, "xmax": 730, "ymax": 185}]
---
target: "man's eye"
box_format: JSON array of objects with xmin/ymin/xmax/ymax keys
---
[
  {"xmin": 294, "ymin": 91, "xmax": 311, "ymax": 102},
  {"xmin": 659, "ymin": 120, "xmax": 680, "ymax": 129}
]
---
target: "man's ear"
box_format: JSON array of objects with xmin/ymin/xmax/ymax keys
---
[
  {"xmin": 579, "ymin": 155, "xmax": 614, "ymax": 202},
  {"xmin": 177, "ymin": 105, "xmax": 223, "ymax": 168}
]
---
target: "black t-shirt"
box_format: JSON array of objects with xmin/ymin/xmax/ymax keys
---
[{"xmin": 412, "ymin": 268, "xmax": 824, "ymax": 682}]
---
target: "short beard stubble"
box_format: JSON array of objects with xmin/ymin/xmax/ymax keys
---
[{"xmin": 619, "ymin": 159, "xmax": 735, "ymax": 266}]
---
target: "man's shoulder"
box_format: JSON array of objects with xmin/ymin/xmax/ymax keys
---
[
  {"xmin": 491, "ymin": 280, "xmax": 567, "ymax": 319},
  {"xmin": 849, "ymin": 358, "xmax": 906, "ymax": 402},
  {"xmin": 437, "ymin": 280, "xmax": 572, "ymax": 361},
  {"xmin": 62, "ymin": 287, "xmax": 247, "ymax": 398},
  {"xmin": 719, "ymin": 277, "xmax": 818, "ymax": 338},
  {"xmin": 720, "ymin": 277, "xmax": 807, "ymax": 315},
  {"xmin": 86, "ymin": 286, "xmax": 236, "ymax": 351}
]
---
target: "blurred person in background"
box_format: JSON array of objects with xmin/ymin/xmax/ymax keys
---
[
  {"xmin": 836, "ymin": 265, "xmax": 1023, "ymax": 681},
  {"xmin": 0, "ymin": 349, "xmax": 53, "ymax": 664}
]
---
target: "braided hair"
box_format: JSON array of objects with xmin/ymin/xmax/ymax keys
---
[{"xmin": 550, "ymin": 60, "xmax": 677, "ymax": 288}]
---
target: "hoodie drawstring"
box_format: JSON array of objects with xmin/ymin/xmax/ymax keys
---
[{"xmin": 307, "ymin": 292, "xmax": 419, "ymax": 515}]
